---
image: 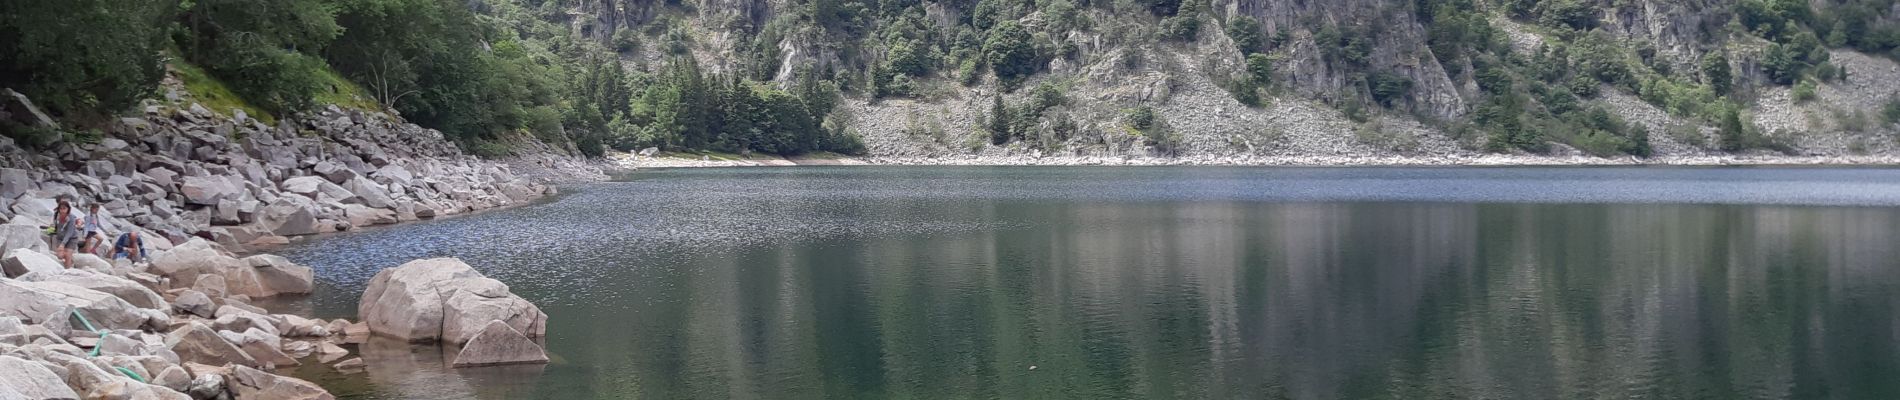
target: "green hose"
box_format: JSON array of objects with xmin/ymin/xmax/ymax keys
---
[{"xmin": 70, "ymin": 309, "xmax": 147, "ymax": 383}]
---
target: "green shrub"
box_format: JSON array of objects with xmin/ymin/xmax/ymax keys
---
[
  {"xmin": 1701, "ymin": 52, "xmax": 1732, "ymax": 95},
  {"xmin": 614, "ymin": 29, "xmax": 641, "ymax": 53},
  {"xmin": 1666, "ymin": 124, "xmax": 1707, "ymax": 148},
  {"xmin": 989, "ymin": 96, "xmax": 1012, "ymax": 144},
  {"xmin": 958, "ymin": 59, "xmax": 983, "ymax": 86},
  {"xmin": 1792, "ymin": 79, "xmax": 1818, "ymax": 102},
  {"xmin": 1226, "ymin": 77, "xmax": 1262, "ymax": 107},
  {"xmin": 984, "ymin": 22, "xmax": 1039, "ymax": 87},
  {"xmin": 1160, "ymin": 15, "xmax": 1200, "ymax": 41},
  {"xmin": 1534, "ymin": 0, "xmax": 1598, "ymax": 30},
  {"xmin": 1042, "ymin": 0, "xmax": 1081, "ymax": 33},
  {"xmin": 1227, "ymin": 16, "xmax": 1264, "ymax": 54},
  {"xmin": 1027, "ymin": 82, "xmax": 1066, "ymax": 115},
  {"xmin": 1126, "ymin": 106, "xmax": 1158, "ymax": 131},
  {"xmin": 1368, "ymin": 72, "xmax": 1413, "ymax": 107},
  {"xmin": 1719, "ymin": 107, "xmax": 1749, "ymax": 151},
  {"xmin": 1246, "ymin": 54, "xmax": 1274, "ymax": 85},
  {"xmin": 1883, "ymin": 97, "xmax": 1900, "ymax": 124}
]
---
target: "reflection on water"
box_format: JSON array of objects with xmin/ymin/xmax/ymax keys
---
[{"xmin": 273, "ymin": 167, "xmax": 1900, "ymax": 399}]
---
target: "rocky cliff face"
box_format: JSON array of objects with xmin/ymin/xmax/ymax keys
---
[{"xmin": 0, "ymin": 92, "xmax": 604, "ymax": 254}]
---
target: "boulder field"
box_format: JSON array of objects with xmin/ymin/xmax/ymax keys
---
[
  {"xmin": 0, "ymin": 93, "xmax": 605, "ymax": 256},
  {"xmin": 0, "ymin": 239, "xmax": 341, "ymax": 399},
  {"xmin": 0, "ymin": 239, "xmax": 552, "ymax": 398},
  {"xmin": 0, "ymin": 94, "xmax": 580, "ymax": 398}
]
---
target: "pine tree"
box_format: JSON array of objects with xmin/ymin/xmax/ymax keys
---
[{"xmin": 988, "ymin": 96, "xmax": 1011, "ymax": 145}]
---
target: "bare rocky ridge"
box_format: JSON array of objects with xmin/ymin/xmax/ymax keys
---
[{"xmin": 585, "ymin": 0, "xmax": 1900, "ymax": 166}]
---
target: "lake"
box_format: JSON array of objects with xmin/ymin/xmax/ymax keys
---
[{"xmin": 270, "ymin": 167, "xmax": 1900, "ymax": 399}]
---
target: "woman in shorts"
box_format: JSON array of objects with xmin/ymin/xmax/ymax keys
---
[{"xmin": 50, "ymin": 199, "xmax": 79, "ymax": 266}]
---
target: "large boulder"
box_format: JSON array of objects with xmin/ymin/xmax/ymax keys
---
[
  {"xmin": 18, "ymin": 269, "xmax": 168, "ymax": 310},
  {"xmin": 341, "ymin": 205, "xmax": 396, "ymax": 227},
  {"xmin": 230, "ymin": 366, "xmax": 334, "ymax": 400},
  {"xmin": 256, "ymin": 199, "xmax": 318, "ymax": 237},
  {"xmin": 68, "ymin": 253, "xmax": 111, "ymax": 271},
  {"xmin": 221, "ymin": 328, "xmax": 298, "ymax": 367},
  {"xmin": 0, "ymin": 168, "xmax": 34, "ymax": 200},
  {"xmin": 342, "ymin": 177, "xmax": 395, "ymax": 209},
  {"xmin": 451, "ymin": 320, "xmax": 548, "ymax": 367},
  {"xmin": 3, "ymin": 248, "xmax": 61, "ymax": 278},
  {"xmin": 149, "ymin": 238, "xmax": 301, "ymax": 298},
  {"xmin": 172, "ymin": 290, "xmax": 216, "ymax": 319},
  {"xmin": 0, "ymin": 279, "xmax": 156, "ymax": 330},
  {"xmin": 371, "ymin": 165, "xmax": 413, "ymax": 186},
  {"xmin": 312, "ymin": 161, "xmax": 356, "ymax": 184},
  {"xmin": 0, "ymin": 223, "xmax": 45, "ymax": 255},
  {"xmin": 166, "ymin": 322, "xmax": 259, "ymax": 368},
  {"xmin": 280, "ymin": 176, "xmax": 325, "ymax": 197},
  {"xmin": 243, "ymin": 254, "xmax": 313, "ymax": 296},
  {"xmin": 180, "ymin": 176, "xmax": 236, "ymax": 206},
  {"xmin": 149, "ymin": 239, "xmax": 243, "ymax": 288},
  {"xmin": 314, "ymin": 180, "xmax": 357, "ymax": 204},
  {"xmin": 358, "ymin": 258, "xmax": 546, "ymax": 344},
  {"xmin": 1, "ymin": 88, "xmax": 55, "ymax": 128},
  {"xmin": 0, "ymin": 355, "xmax": 80, "ymax": 400}
]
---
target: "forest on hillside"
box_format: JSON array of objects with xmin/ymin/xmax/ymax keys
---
[{"xmin": 6, "ymin": 0, "xmax": 1900, "ymax": 158}]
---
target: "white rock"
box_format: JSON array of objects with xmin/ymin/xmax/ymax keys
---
[
  {"xmin": 451, "ymin": 320, "xmax": 548, "ymax": 367},
  {"xmin": 0, "ymin": 355, "xmax": 80, "ymax": 400},
  {"xmin": 172, "ymin": 290, "xmax": 215, "ymax": 319},
  {"xmin": 230, "ymin": 365, "xmax": 333, "ymax": 400},
  {"xmin": 279, "ymin": 176, "xmax": 325, "ymax": 196},
  {"xmin": 68, "ymin": 253, "xmax": 111, "ymax": 271},
  {"xmin": 0, "ymin": 279, "xmax": 154, "ymax": 330},
  {"xmin": 180, "ymin": 176, "xmax": 234, "ymax": 206},
  {"xmin": 242, "ymin": 254, "xmax": 313, "ymax": 296},
  {"xmin": 0, "ymin": 223, "xmax": 48, "ymax": 255},
  {"xmin": 358, "ymin": 258, "xmax": 546, "ymax": 344},
  {"xmin": 166, "ymin": 322, "xmax": 258, "ymax": 368},
  {"xmin": 18, "ymin": 269, "xmax": 168, "ymax": 310},
  {"xmin": 2, "ymin": 248, "xmax": 61, "ymax": 278}
]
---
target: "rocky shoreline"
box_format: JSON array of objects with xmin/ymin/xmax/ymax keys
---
[
  {"xmin": 2, "ymin": 93, "xmax": 606, "ymax": 255},
  {"xmin": 1, "ymin": 235, "xmax": 551, "ymax": 399},
  {"xmin": 1, "ymin": 90, "xmax": 599, "ymax": 399}
]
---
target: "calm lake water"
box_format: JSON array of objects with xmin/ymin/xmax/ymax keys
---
[{"xmin": 271, "ymin": 167, "xmax": 1900, "ymax": 399}]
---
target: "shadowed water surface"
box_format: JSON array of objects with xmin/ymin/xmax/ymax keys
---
[{"xmin": 272, "ymin": 167, "xmax": 1900, "ymax": 399}]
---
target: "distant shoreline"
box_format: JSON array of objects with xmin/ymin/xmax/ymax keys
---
[{"xmin": 611, "ymin": 153, "xmax": 1900, "ymax": 168}]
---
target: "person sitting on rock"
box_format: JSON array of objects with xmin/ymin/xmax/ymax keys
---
[
  {"xmin": 79, "ymin": 203, "xmax": 111, "ymax": 256},
  {"xmin": 111, "ymin": 231, "xmax": 149, "ymax": 263}
]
